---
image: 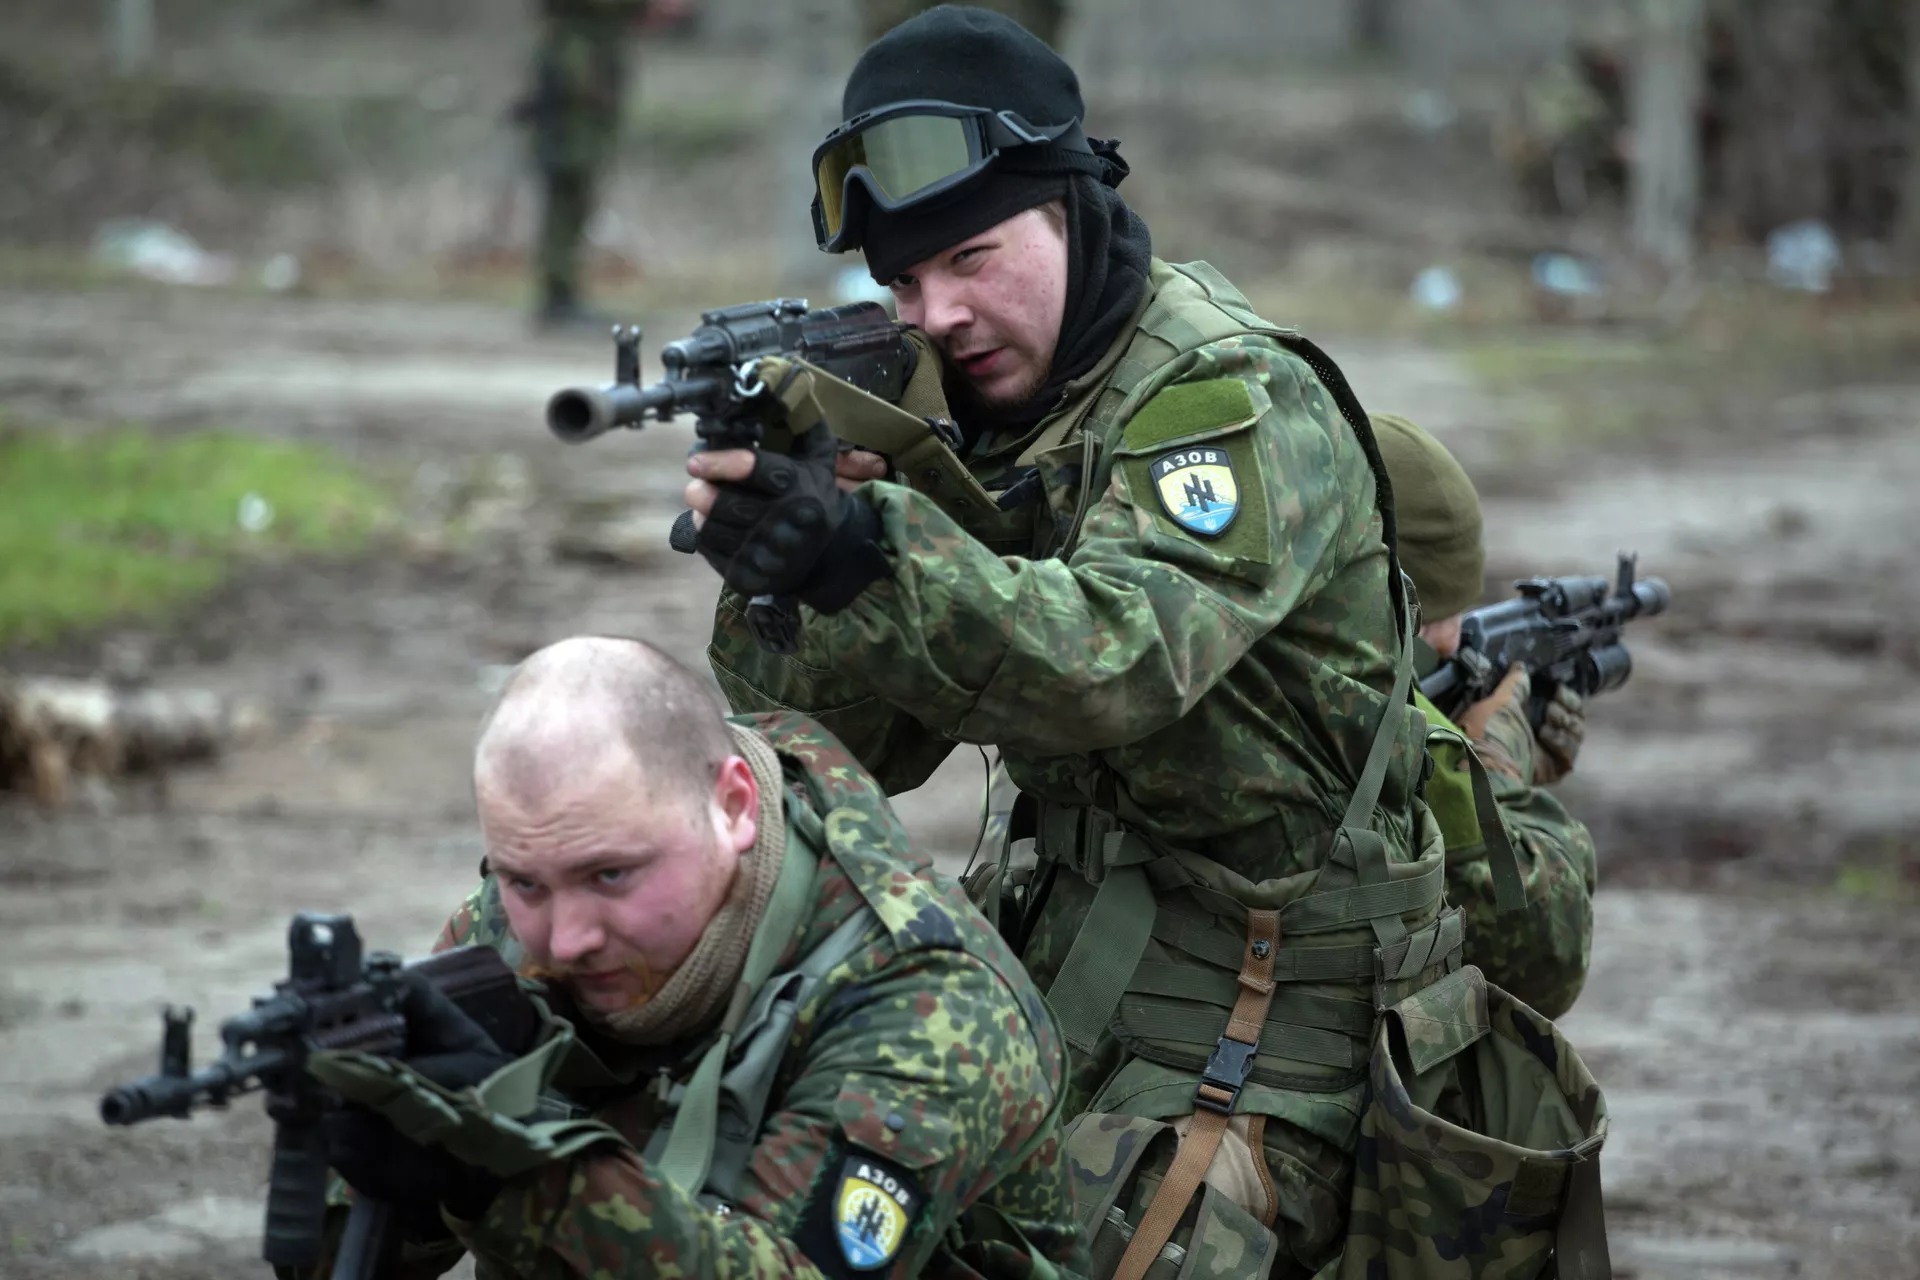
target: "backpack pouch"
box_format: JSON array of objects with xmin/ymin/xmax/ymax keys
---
[{"xmin": 1333, "ymin": 965, "xmax": 1607, "ymax": 1280}]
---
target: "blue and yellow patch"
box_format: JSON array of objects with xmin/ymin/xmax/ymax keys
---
[
  {"xmin": 833, "ymin": 1152, "xmax": 922, "ymax": 1270},
  {"xmin": 1148, "ymin": 446, "xmax": 1240, "ymax": 537}
]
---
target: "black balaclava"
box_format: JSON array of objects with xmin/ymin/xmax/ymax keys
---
[{"xmin": 841, "ymin": 5, "xmax": 1152, "ymax": 434}]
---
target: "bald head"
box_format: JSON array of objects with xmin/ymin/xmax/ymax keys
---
[
  {"xmin": 475, "ymin": 636, "xmax": 736, "ymax": 813},
  {"xmin": 474, "ymin": 637, "xmax": 763, "ymax": 1018}
]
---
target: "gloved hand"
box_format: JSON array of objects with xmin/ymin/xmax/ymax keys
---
[
  {"xmin": 1457, "ymin": 663, "xmax": 1533, "ymax": 783},
  {"xmin": 1531, "ymin": 683, "xmax": 1585, "ymax": 786},
  {"xmin": 323, "ymin": 970, "xmax": 511, "ymax": 1231},
  {"xmin": 694, "ymin": 420, "xmax": 889, "ymax": 612}
]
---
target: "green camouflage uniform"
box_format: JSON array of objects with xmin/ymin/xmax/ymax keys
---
[
  {"xmin": 523, "ymin": 0, "xmax": 643, "ymax": 310},
  {"xmin": 1416, "ymin": 688, "xmax": 1596, "ymax": 1019},
  {"xmin": 367, "ymin": 710, "xmax": 1085, "ymax": 1280},
  {"xmin": 1369, "ymin": 410, "xmax": 1597, "ymax": 1020},
  {"xmin": 711, "ymin": 259, "xmax": 1436, "ymax": 1272},
  {"xmin": 860, "ymin": 0, "xmax": 1067, "ymax": 47}
]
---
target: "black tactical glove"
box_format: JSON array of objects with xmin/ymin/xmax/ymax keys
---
[
  {"xmin": 694, "ymin": 421, "xmax": 889, "ymax": 613},
  {"xmin": 323, "ymin": 970, "xmax": 511, "ymax": 1233}
]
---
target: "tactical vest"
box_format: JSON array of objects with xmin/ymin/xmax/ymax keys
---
[{"xmin": 759, "ymin": 262, "xmax": 1610, "ymax": 1278}]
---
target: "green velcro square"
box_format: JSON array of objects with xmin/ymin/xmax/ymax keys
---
[{"xmin": 1120, "ymin": 377, "xmax": 1256, "ymax": 452}]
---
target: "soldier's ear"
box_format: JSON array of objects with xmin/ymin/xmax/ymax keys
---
[{"xmin": 712, "ymin": 755, "xmax": 759, "ymax": 857}]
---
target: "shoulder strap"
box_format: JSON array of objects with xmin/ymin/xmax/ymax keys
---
[
  {"xmin": 653, "ymin": 831, "xmax": 817, "ymax": 1195},
  {"xmin": 1270, "ymin": 333, "xmax": 1408, "ymax": 637},
  {"xmin": 693, "ymin": 905, "xmax": 879, "ymax": 1203}
]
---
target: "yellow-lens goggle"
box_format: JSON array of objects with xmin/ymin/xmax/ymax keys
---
[{"xmin": 811, "ymin": 100, "xmax": 1086, "ymax": 252}]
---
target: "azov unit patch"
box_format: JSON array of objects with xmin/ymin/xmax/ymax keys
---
[
  {"xmin": 1149, "ymin": 446, "xmax": 1240, "ymax": 536},
  {"xmin": 833, "ymin": 1152, "xmax": 923, "ymax": 1270}
]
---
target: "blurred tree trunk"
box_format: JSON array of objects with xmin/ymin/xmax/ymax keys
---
[
  {"xmin": 1353, "ymin": 0, "xmax": 1395, "ymax": 54},
  {"xmin": 108, "ymin": 0, "xmax": 154, "ymax": 74},
  {"xmin": 1631, "ymin": 0, "xmax": 1705, "ymax": 267},
  {"xmin": 1715, "ymin": 0, "xmax": 1908, "ymax": 242},
  {"xmin": 1895, "ymin": 2, "xmax": 1920, "ymax": 266}
]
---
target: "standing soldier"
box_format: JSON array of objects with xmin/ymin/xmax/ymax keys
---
[
  {"xmin": 682, "ymin": 8, "xmax": 1609, "ymax": 1275},
  {"xmin": 517, "ymin": 0, "xmax": 647, "ymax": 327}
]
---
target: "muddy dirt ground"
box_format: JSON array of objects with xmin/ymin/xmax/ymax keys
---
[{"xmin": 0, "ymin": 283, "xmax": 1914, "ymax": 1280}]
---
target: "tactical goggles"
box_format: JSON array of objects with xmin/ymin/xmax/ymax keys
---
[{"xmin": 810, "ymin": 100, "xmax": 1093, "ymax": 252}]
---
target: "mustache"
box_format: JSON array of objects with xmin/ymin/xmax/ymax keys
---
[{"xmin": 519, "ymin": 954, "xmax": 669, "ymax": 1010}]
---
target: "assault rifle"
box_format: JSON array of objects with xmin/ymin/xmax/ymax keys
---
[
  {"xmin": 545, "ymin": 299, "xmax": 916, "ymax": 655},
  {"xmin": 101, "ymin": 913, "xmax": 538, "ymax": 1279},
  {"xmin": 1419, "ymin": 552, "xmax": 1671, "ymax": 727}
]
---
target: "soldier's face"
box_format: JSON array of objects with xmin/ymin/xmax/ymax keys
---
[
  {"xmin": 479, "ymin": 751, "xmax": 758, "ymax": 1015},
  {"xmin": 889, "ymin": 204, "xmax": 1069, "ymax": 413}
]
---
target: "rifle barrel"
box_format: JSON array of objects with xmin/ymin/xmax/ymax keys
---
[
  {"xmin": 546, "ymin": 380, "xmax": 685, "ymax": 443},
  {"xmin": 100, "ymin": 1046, "xmax": 292, "ymax": 1125}
]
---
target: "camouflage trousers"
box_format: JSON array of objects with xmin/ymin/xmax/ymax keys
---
[{"xmin": 537, "ymin": 164, "xmax": 597, "ymax": 306}]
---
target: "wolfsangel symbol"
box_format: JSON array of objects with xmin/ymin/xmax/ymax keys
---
[
  {"xmin": 1149, "ymin": 447, "xmax": 1239, "ymax": 536},
  {"xmin": 834, "ymin": 1155, "xmax": 921, "ymax": 1270}
]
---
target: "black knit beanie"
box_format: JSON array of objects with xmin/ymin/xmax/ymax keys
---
[{"xmin": 841, "ymin": 5, "xmax": 1152, "ymax": 423}]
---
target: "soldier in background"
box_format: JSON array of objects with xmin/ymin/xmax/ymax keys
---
[
  {"xmin": 1371, "ymin": 411, "xmax": 1597, "ymax": 1018},
  {"xmin": 516, "ymin": 0, "xmax": 649, "ymax": 327},
  {"xmin": 860, "ymin": 0, "xmax": 1067, "ymax": 49}
]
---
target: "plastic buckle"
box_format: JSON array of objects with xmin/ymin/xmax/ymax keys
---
[{"xmin": 1196, "ymin": 1036, "xmax": 1256, "ymax": 1114}]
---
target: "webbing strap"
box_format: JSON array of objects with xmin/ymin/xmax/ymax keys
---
[
  {"xmin": 1113, "ymin": 909, "xmax": 1280, "ymax": 1280},
  {"xmin": 1556, "ymin": 1091, "xmax": 1612, "ymax": 1279},
  {"xmin": 1378, "ymin": 910, "xmax": 1465, "ymax": 989},
  {"xmin": 654, "ymin": 836, "xmax": 816, "ymax": 1195},
  {"xmin": 1123, "ymin": 963, "xmax": 1376, "ymax": 1035},
  {"xmin": 1341, "ymin": 605, "xmax": 1416, "ymax": 833},
  {"xmin": 1151, "ymin": 908, "xmax": 1378, "ymax": 982},
  {"xmin": 1045, "ymin": 864, "xmax": 1156, "ymax": 1055},
  {"xmin": 1178, "ymin": 855, "xmax": 1444, "ymax": 937},
  {"xmin": 1556, "ymin": 1153, "xmax": 1612, "ymax": 1280},
  {"xmin": 1118, "ymin": 1000, "xmax": 1363, "ymax": 1070},
  {"xmin": 1465, "ymin": 741, "xmax": 1528, "ymax": 915}
]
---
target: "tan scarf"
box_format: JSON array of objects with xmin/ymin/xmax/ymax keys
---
[{"xmin": 587, "ymin": 724, "xmax": 789, "ymax": 1045}]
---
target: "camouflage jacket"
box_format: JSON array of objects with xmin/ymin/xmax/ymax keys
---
[
  {"xmin": 710, "ymin": 259, "xmax": 1426, "ymax": 883},
  {"xmin": 402, "ymin": 711, "xmax": 1086, "ymax": 1280},
  {"xmin": 1416, "ymin": 690, "xmax": 1597, "ymax": 1018}
]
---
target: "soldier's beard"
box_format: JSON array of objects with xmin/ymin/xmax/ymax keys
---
[
  {"xmin": 520, "ymin": 954, "xmax": 670, "ymax": 1012},
  {"xmin": 518, "ymin": 723, "xmax": 789, "ymax": 1046},
  {"xmin": 942, "ymin": 352, "xmax": 1056, "ymax": 435}
]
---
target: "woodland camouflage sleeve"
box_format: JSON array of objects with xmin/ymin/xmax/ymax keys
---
[
  {"xmin": 709, "ymin": 598, "xmax": 962, "ymax": 795},
  {"xmin": 457, "ymin": 946, "xmax": 1069, "ymax": 1279},
  {"xmin": 1447, "ymin": 774, "xmax": 1598, "ymax": 1020},
  {"xmin": 721, "ymin": 337, "xmax": 1370, "ymax": 756}
]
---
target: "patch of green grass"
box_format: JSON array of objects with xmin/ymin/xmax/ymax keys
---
[
  {"xmin": 0, "ymin": 426, "xmax": 396, "ymax": 647},
  {"xmin": 1834, "ymin": 863, "xmax": 1920, "ymax": 905}
]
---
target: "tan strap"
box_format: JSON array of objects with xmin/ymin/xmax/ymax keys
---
[
  {"xmin": 1246, "ymin": 1114, "xmax": 1278, "ymax": 1228},
  {"xmin": 1113, "ymin": 909, "xmax": 1281, "ymax": 1280}
]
